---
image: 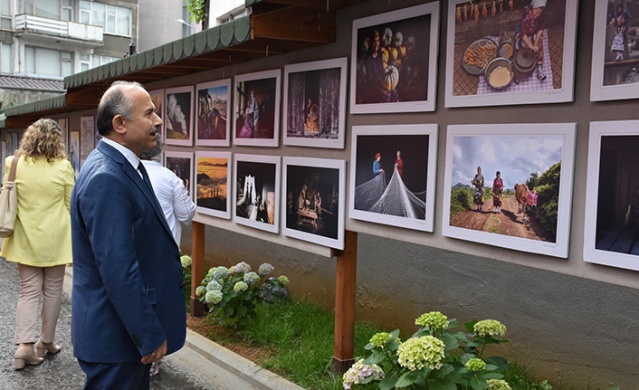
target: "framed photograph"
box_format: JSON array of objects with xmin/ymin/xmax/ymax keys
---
[
  {"xmin": 69, "ymin": 131, "xmax": 80, "ymax": 175},
  {"xmin": 233, "ymin": 154, "xmax": 281, "ymax": 233},
  {"xmin": 444, "ymin": 0, "xmax": 578, "ymax": 108},
  {"xmin": 283, "ymin": 58, "xmax": 347, "ymax": 148},
  {"xmin": 57, "ymin": 118, "xmax": 68, "ymax": 153},
  {"xmin": 80, "ymin": 116, "xmax": 95, "ymax": 161},
  {"xmin": 148, "ymin": 89, "xmax": 164, "ymax": 120},
  {"xmin": 584, "ymin": 120, "xmax": 639, "ymax": 271},
  {"xmin": 442, "ymin": 123, "xmax": 576, "ymax": 258},
  {"xmin": 349, "ymin": 124, "xmax": 438, "ymax": 232},
  {"xmin": 195, "ymin": 151, "xmax": 231, "ymax": 219},
  {"xmin": 196, "ymin": 79, "xmax": 231, "ymax": 146},
  {"xmin": 164, "ymin": 86, "xmax": 194, "ymax": 146},
  {"xmin": 164, "ymin": 151, "xmax": 193, "ymax": 199},
  {"xmin": 233, "ymin": 69, "xmax": 281, "ymax": 147},
  {"xmin": 590, "ymin": 0, "xmax": 639, "ymax": 101},
  {"xmin": 350, "ymin": 2, "xmax": 440, "ymax": 114},
  {"xmin": 282, "ymin": 157, "xmax": 345, "ymax": 250}
]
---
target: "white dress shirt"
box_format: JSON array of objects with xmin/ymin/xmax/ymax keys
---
[{"xmin": 141, "ymin": 160, "xmax": 196, "ymax": 245}]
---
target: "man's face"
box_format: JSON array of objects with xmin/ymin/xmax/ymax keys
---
[{"xmin": 123, "ymin": 87, "xmax": 162, "ymax": 156}]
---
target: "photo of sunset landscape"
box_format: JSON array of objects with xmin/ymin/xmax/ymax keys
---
[{"xmin": 196, "ymin": 153, "xmax": 230, "ymax": 217}]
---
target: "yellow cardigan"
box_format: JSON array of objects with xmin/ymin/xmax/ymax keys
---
[{"xmin": 1, "ymin": 155, "xmax": 75, "ymax": 267}]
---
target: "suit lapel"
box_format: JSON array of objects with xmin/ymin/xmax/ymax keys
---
[{"xmin": 97, "ymin": 142, "xmax": 175, "ymax": 242}]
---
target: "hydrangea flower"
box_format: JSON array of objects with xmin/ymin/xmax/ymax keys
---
[
  {"xmin": 206, "ymin": 280, "xmax": 222, "ymax": 291},
  {"xmin": 465, "ymin": 358, "xmax": 487, "ymax": 372},
  {"xmin": 205, "ymin": 290, "xmax": 223, "ymax": 305},
  {"xmin": 342, "ymin": 359, "xmax": 383, "ymax": 390},
  {"xmin": 369, "ymin": 332, "xmax": 393, "ymax": 348},
  {"xmin": 231, "ymin": 261, "xmax": 251, "ymax": 274},
  {"xmin": 233, "ymin": 281, "xmax": 249, "ymax": 292},
  {"xmin": 211, "ymin": 266, "xmax": 229, "ymax": 281},
  {"xmin": 180, "ymin": 255, "xmax": 192, "ymax": 268},
  {"xmin": 278, "ymin": 275, "xmax": 289, "ymax": 285},
  {"xmin": 195, "ymin": 285, "xmax": 206, "ymax": 297},
  {"xmin": 243, "ymin": 271, "xmax": 260, "ymax": 285},
  {"xmin": 474, "ymin": 319, "xmax": 507, "ymax": 337},
  {"xmin": 486, "ymin": 379, "xmax": 512, "ymax": 390},
  {"xmin": 415, "ymin": 311, "xmax": 449, "ymax": 330},
  {"xmin": 397, "ymin": 335, "xmax": 445, "ymax": 371},
  {"xmin": 258, "ymin": 263, "xmax": 274, "ymax": 276}
]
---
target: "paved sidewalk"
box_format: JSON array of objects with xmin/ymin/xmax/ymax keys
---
[{"xmin": 0, "ymin": 260, "xmax": 303, "ymax": 390}]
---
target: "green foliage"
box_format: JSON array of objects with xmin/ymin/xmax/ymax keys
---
[
  {"xmin": 196, "ymin": 261, "xmax": 289, "ymax": 327},
  {"xmin": 181, "ymin": 255, "xmax": 193, "ymax": 311},
  {"xmin": 184, "ymin": 0, "xmax": 206, "ymax": 23},
  {"xmin": 198, "ymin": 302, "xmax": 580, "ymax": 390},
  {"xmin": 526, "ymin": 162, "xmax": 561, "ymax": 240},
  {"xmin": 450, "ymin": 186, "xmax": 474, "ymax": 215},
  {"xmin": 345, "ymin": 312, "xmax": 513, "ymax": 390},
  {"xmin": 238, "ymin": 301, "xmax": 382, "ymax": 390}
]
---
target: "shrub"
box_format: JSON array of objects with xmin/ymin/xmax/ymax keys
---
[
  {"xmin": 195, "ymin": 261, "xmax": 289, "ymax": 327},
  {"xmin": 344, "ymin": 311, "xmax": 512, "ymax": 390},
  {"xmin": 181, "ymin": 254, "xmax": 192, "ymax": 311}
]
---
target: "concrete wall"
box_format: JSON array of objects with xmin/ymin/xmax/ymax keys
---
[{"xmin": 137, "ymin": 0, "xmax": 186, "ymax": 52}]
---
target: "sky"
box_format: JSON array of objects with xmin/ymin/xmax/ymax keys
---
[{"xmin": 451, "ymin": 134, "xmax": 565, "ymax": 190}]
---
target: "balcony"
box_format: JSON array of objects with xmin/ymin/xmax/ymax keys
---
[{"xmin": 14, "ymin": 14, "xmax": 103, "ymax": 45}]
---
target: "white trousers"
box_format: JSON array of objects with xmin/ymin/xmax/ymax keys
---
[{"xmin": 15, "ymin": 264, "xmax": 66, "ymax": 345}]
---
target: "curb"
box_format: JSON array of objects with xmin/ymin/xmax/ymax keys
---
[{"xmin": 184, "ymin": 329, "xmax": 305, "ymax": 390}]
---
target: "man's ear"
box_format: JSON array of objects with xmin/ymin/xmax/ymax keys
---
[{"xmin": 112, "ymin": 115, "xmax": 127, "ymax": 135}]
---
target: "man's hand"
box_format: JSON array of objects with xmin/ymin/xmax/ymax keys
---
[{"xmin": 141, "ymin": 341, "xmax": 167, "ymax": 364}]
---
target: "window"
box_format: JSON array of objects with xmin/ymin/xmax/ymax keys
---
[
  {"xmin": 0, "ymin": 0, "xmax": 11, "ymax": 30},
  {"xmin": 25, "ymin": 46, "xmax": 73, "ymax": 78},
  {"xmin": 79, "ymin": 1, "xmax": 131, "ymax": 37},
  {"xmin": 181, "ymin": 5, "xmax": 193, "ymax": 37},
  {"xmin": 62, "ymin": 0, "xmax": 73, "ymax": 22},
  {"xmin": 79, "ymin": 53, "xmax": 118, "ymax": 72},
  {"xmin": 19, "ymin": 0, "xmax": 61, "ymax": 19},
  {"xmin": 1, "ymin": 42, "xmax": 11, "ymax": 74}
]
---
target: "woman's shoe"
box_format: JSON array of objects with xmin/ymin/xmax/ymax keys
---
[
  {"xmin": 14, "ymin": 347, "xmax": 44, "ymax": 370},
  {"xmin": 35, "ymin": 340, "xmax": 61, "ymax": 358}
]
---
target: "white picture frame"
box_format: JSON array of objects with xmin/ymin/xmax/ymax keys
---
[
  {"xmin": 282, "ymin": 156, "xmax": 346, "ymax": 250},
  {"xmin": 584, "ymin": 120, "xmax": 639, "ymax": 271},
  {"xmin": 195, "ymin": 151, "xmax": 232, "ymax": 219},
  {"xmin": 164, "ymin": 85, "xmax": 194, "ymax": 146},
  {"xmin": 233, "ymin": 154, "xmax": 281, "ymax": 234},
  {"xmin": 349, "ymin": 124, "xmax": 438, "ymax": 232},
  {"xmin": 590, "ymin": 0, "xmax": 639, "ymax": 102},
  {"xmin": 164, "ymin": 151, "xmax": 194, "ymax": 200},
  {"xmin": 283, "ymin": 57, "xmax": 348, "ymax": 149},
  {"xmin": 233, "ymin": 69, "xmax": 281, "ymax": 147},
  {"xmin": 442, "ymin": 123, "xmax": 576, "ymax": 258},
  {"xmin": 444, "ymin": 0, "xmax": 579, "ymax": 108},
  {"xmin": 195, "ymin": 79, "xmax": 231, "ymax": 147},
  {"xmin": 349, "ymin": 2, "xmax": 440, "ymax": 114}
]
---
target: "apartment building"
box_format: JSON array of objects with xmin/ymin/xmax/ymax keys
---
[{"xmin": 0, "ymin": 0, "xmax": 138, "ymax": 109}]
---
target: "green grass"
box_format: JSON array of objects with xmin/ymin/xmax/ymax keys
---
[
  {"xmin": 198, "ymin": 301, "xmax": 561, "ymax": 390},
  {"xmin": 235, "ymin": 301, "xmax": 379, "ymax": 390}
]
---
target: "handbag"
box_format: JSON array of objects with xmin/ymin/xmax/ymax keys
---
[{"xmin": 0, "ymin": 152, "xmax": 21, "ymax": 237}]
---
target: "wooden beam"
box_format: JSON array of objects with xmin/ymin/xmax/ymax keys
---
[
  {"xmin": 251, "ymin": 13, "xmax": 334, "ymax": 43},
  {"xmin": 190, "ymin": 221, "xmax": 206, "ymax": 317},
  {"xmin": 332, "ymin": 230, "xmax": 357, "ymax": 374}
]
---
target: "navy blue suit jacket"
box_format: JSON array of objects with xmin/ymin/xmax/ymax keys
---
[{"xmin": 70, "ymin": 141, "xmax": 186, "ymax": 363}]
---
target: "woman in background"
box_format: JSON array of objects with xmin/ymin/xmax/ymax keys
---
[
  {"xmin": 492, "ymin": 171, "xmax": 504, "ymax": 213},
  {"xmin": 1, "ymin": 119, "xmax": 75, "ymax": 370}
]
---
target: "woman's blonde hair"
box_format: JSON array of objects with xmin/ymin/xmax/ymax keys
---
[{"xmin": 18, "ymin": 118, "xmax": 67, "ymax": 162}]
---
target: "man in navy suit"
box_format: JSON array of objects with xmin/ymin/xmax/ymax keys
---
[{"xmin": 71, "ymin": 81, "xmax": 186, "ymax": 389}]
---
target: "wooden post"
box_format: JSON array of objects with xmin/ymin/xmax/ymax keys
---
[
  {"xmin": 190, "ymin": 221, "xmax": 206, "ymax": 317},
  {"xmin": 332, "ymin": 230, "xmax": 357, "ymax": 374}
]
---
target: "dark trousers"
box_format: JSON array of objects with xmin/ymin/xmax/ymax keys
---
[{"xmin": 78, "ymin": 359, "xmax": 151, "ymax": 390}]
